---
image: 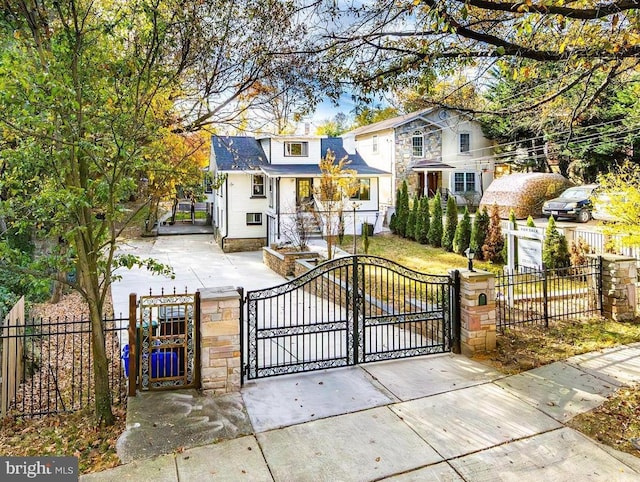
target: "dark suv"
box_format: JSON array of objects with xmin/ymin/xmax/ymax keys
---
[{"xmin": 541, "ymin": 184, "xmax": 598, "ymax": 223}]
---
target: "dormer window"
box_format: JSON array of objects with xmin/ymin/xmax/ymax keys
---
[
  {"xmin": 284, "ymin": 141, "xmax": 309, "ymax": 157},
  {"xmin": 412, "ymin": 131, "xmax": 423, "ymax": 157}
]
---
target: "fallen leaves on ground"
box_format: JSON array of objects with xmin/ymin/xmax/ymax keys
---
[
  {"xmin": 1, "ymin": 290, "xmax": 126, "ymax": 475},
  {"xmin": 0, "ymin": 406, "xmax": 126, "ymax": 474}
]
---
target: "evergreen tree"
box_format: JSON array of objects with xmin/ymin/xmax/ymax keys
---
[
  {"xmin": 389, "ymin": 186, "xmax": 401, "ymax": 233},
  {"xmin": 397, "ymin": 181, "xmax": 409, "ymax": 237},
  {"xmin": 361, "ymin": 220, "xmax": 370, "ymax": 254},
  {"xmin": 453, "ymin": 207, "xmax": 472, "ymax": 255},
  {"xmin": 542, "ymin": 216, "xmax": 571, "ymax": 269},
  {"xmin": 442, "ymin": 195, "xmax": 458, "ymax": 252},
  {"xmin": 417, "ymin": 197, "xmax": 431, "ymax": 244},
  {"xmin": 482, "ymin": 204, "xmax": 505, "ymax": 263},
  {"xmin": 428, "ymin": 192, "xmax": 443, "ymax": 247},
  {"xmin": 470, "ymin": 206, "xmax": 490, "ymax": 260},
  {"xmin": 406, "ymin": 196, "xmax": 418, "ymax": 240},
  {"xmin": 526, "ymin": 215, "xmax": 536, "ymax": 227}
]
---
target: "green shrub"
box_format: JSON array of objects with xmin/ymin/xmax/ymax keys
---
[
  {"xmin": 442, "ymin": 195, "xmax": 458, "ymax": 252},
  {"xmin": 470, "ymin": 206, "xmax": 489, "ymax": 260},
  {"xmin": 543, "ymin": 216, "xmax": 570, "ymax": 269},
  {"xmin": 417, "ymin": 197, "xmax": 431, "ymax": 244},
  {"xmin": 454, "ymin": 207, "xmax": 472, "ymax": 255},
  {"xmin": 397, "ymin": 181, "xmax": 409, "ymax": 237},
  {"xmin": 406, "ymin": 196, "xmax": 418, "ymax": 240},
  {"xmin": 428, "ymin": 192, "xmax": 443, "ymax": 247}
]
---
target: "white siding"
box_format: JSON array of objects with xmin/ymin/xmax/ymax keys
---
[{"xmin": 226, "ymin": 173, "xmax": 268, "ymax": 239}]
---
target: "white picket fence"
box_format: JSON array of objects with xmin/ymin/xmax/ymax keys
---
[{"xmin": 500, "ymin": 220, "xmax": 640, "ymax": 260}]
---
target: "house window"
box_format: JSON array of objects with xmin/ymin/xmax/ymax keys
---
[
  {"xmin": 459, "ymin": 133, "xmax": 470, "ymax": 153},
  {"xmin": 372, "ymin": 135, "xmax": 378, "ymax": 154},
  {"xmin": 454, "ymin": 172, "xmax": 475, "ymax": 192},
  {"xmin": 351, "ymin": 179, "xmax": 371, "ymax": 201},
  {"xmin": 246, "ymin": 213, "xmax": 262, "ymax": 225},
  {"xmin": 412, "ymin": 131, "xmax": 423, "ymax": 157},
  {"xmin": 252, "ymin": 174, "xmax": 265, "ymax": 197},
  {"xmin": 284, "ymin": 141, "xmax": 309, "ymax": 157}
]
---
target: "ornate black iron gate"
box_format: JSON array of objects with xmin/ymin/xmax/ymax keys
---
[{"xmin": 244, "ymin": 256, "xmax": 460, "ymax": 381}]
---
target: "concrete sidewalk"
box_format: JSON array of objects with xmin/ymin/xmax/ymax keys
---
[{"xmin": 81, "ymin": 345, "xmax": 640, "ymax": 482}]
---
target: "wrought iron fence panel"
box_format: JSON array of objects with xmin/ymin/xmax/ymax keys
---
[
  {"xmin": 0, "ymin": 315, "xmax": 128, "ymax": 418},
  {"xmin": 496, "ymin": 258, "xmax": 602, "ymax": 332}
]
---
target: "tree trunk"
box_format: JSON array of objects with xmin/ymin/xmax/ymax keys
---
[{"xmin": 89, "ymin": 303, "xmax": 115, "ymax": 426}]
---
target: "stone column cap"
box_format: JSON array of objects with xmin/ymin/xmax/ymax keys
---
[{"xmin": 198, "ymin": 286, "xmax": 241, "ymax": 300}]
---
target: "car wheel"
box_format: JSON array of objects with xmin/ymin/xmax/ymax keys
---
[{"xmin": 577, "ymin": 209, "xmax": 590, "ymax": 223}]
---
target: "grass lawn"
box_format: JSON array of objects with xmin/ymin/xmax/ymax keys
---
[{"xmin": 338, "ymin": 232, "xmax": 501, "ymax": 275}]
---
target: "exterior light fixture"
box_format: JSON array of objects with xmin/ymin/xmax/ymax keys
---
[{"xmin": 464, "ymin": 247, "xmax": 475, "ymax": 272}]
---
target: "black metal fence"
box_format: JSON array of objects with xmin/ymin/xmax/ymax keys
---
[
  {"xmin": 0, "ymin": 315, "xmax": 128, "ymax": 418},
  {"xmin": 496, "ymin": 258, "xmax": 602, "ymax": 332}
]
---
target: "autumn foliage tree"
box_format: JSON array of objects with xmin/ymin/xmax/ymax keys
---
[
  {"xmin": 314, "ymin": 149, "xmax": 358, "ymax": 259},
  {"xmin": 482, "ymin": 204, "xmax": 505, "ymax": 263}
]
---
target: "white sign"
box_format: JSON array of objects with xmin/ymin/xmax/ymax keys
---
[{"xmin": 518, "ymin": 238, "xmax": 543, "ymax": 269}]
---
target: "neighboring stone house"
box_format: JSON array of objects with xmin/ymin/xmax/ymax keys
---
[
  {"xmin": 206, "ymin": 135, "xmax": 389, "ymax": 252},
  {"xmin": 342, "ymin": 108, "xmax": 495, "ymax": 214}
]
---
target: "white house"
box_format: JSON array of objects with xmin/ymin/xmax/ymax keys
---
[
  {"xmin": 342, "ymin": 108, "xmax": 495, "ymax": 215},
  {"xmin": 207, "ymin": 135, "xmax": 390, "ymax": 252}
]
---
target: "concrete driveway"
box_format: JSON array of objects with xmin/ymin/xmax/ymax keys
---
[{"xmin": 111, "ymin": 235, "xmax": 287, "ymax": 318}]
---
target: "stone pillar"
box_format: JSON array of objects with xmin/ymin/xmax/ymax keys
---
[
  {"xmin": 600, "ymin": 255, "xmax": 637, "ymax": 322},
  {"xmin": 459, "ymin": 269, "xmax": 497, "ymax": 357},
  {"xmin": 198, "ymin": 286, "xmax": 242, "ymax": 394}
]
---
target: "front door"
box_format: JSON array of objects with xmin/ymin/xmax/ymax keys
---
[
  {"xmin": 296, "ymin": 178, "xmax": 313, "ymax": 208},
  {"xmin": 427, "ymin": 172, "xmax": 439, "ymax": 197}
]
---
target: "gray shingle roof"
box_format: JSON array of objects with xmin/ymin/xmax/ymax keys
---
[
  {"xmin": 211, "ymin": 135, "xmax": 389, "ymax": 176},
  {"xmin": 211, "ymin": 136, "xmax": 268, "ymax": 171}
]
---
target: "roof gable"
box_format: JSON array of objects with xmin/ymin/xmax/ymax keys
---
[{"xmin": 344, "ymin": 107, "xmax": 477, "ymax": 137}]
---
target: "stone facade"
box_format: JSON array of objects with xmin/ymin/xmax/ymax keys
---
[
  {"xmin": 394, "ymin": 119, "xmax": 441, "ymax": 195},
  {"xmin": 199, "ymin": 287, "xmax": 241, "ymax": 394},
  {"xmin": 458, "ymin": 269, "xmax": 497, "ymax": 356},
  {"xmin": 599, "ymin": 254, "xmax": 637, "ymax": 322},
  {"xmin": 221, "ymin": 236, "xmax": 266, "ymax": 253},
  {"xmin": 262, "ymin": 247, "xmax": 321, "ymax": 277}
]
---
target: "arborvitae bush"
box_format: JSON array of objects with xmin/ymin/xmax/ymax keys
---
[
  {"xmin": 453, "ymin": 207, "xmax": 472, "ymax": 255},
  {"xmin": 406, "ymin": 196, "xmax": 418, "ymax": 240},
  {"xmin": 470, "ymin": 206, "xmax": 490, "ymax": 260},
  {"xmin": 543, "ymin": 216, "xmax": 571, "ymax": 269},
  {"xmin": 428, "ymin": 192, "xmax": 443, "ymax": 247},
  {"xmin": 442, "ymin": 195, "xmax": 458, "ymax": 252},
  {"xmin": 482, "ymin": 204, "xmax": 505, "ymax": 263},
  {"xmin": 417, "ymin": 197, "xmax": 431, "ymax": 244},
  {"xmin": 362, "ymin": 221, "xmax": 370, "ymax": 254},
  {"xmin": 526, "ymin": 215, "xmax": 535, "ymax": 227},
  {"xmin": 397, "ymin": 181, "xmax": 409, "ymax": 237}
]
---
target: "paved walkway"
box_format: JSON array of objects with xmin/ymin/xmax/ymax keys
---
[
  {"xmin": 81, "ymin": 344, "xmax": 640, "ymax": 482},
  {"xmin": 94, "ymin": 235, "xmax": 640, "ymax": 481}
]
